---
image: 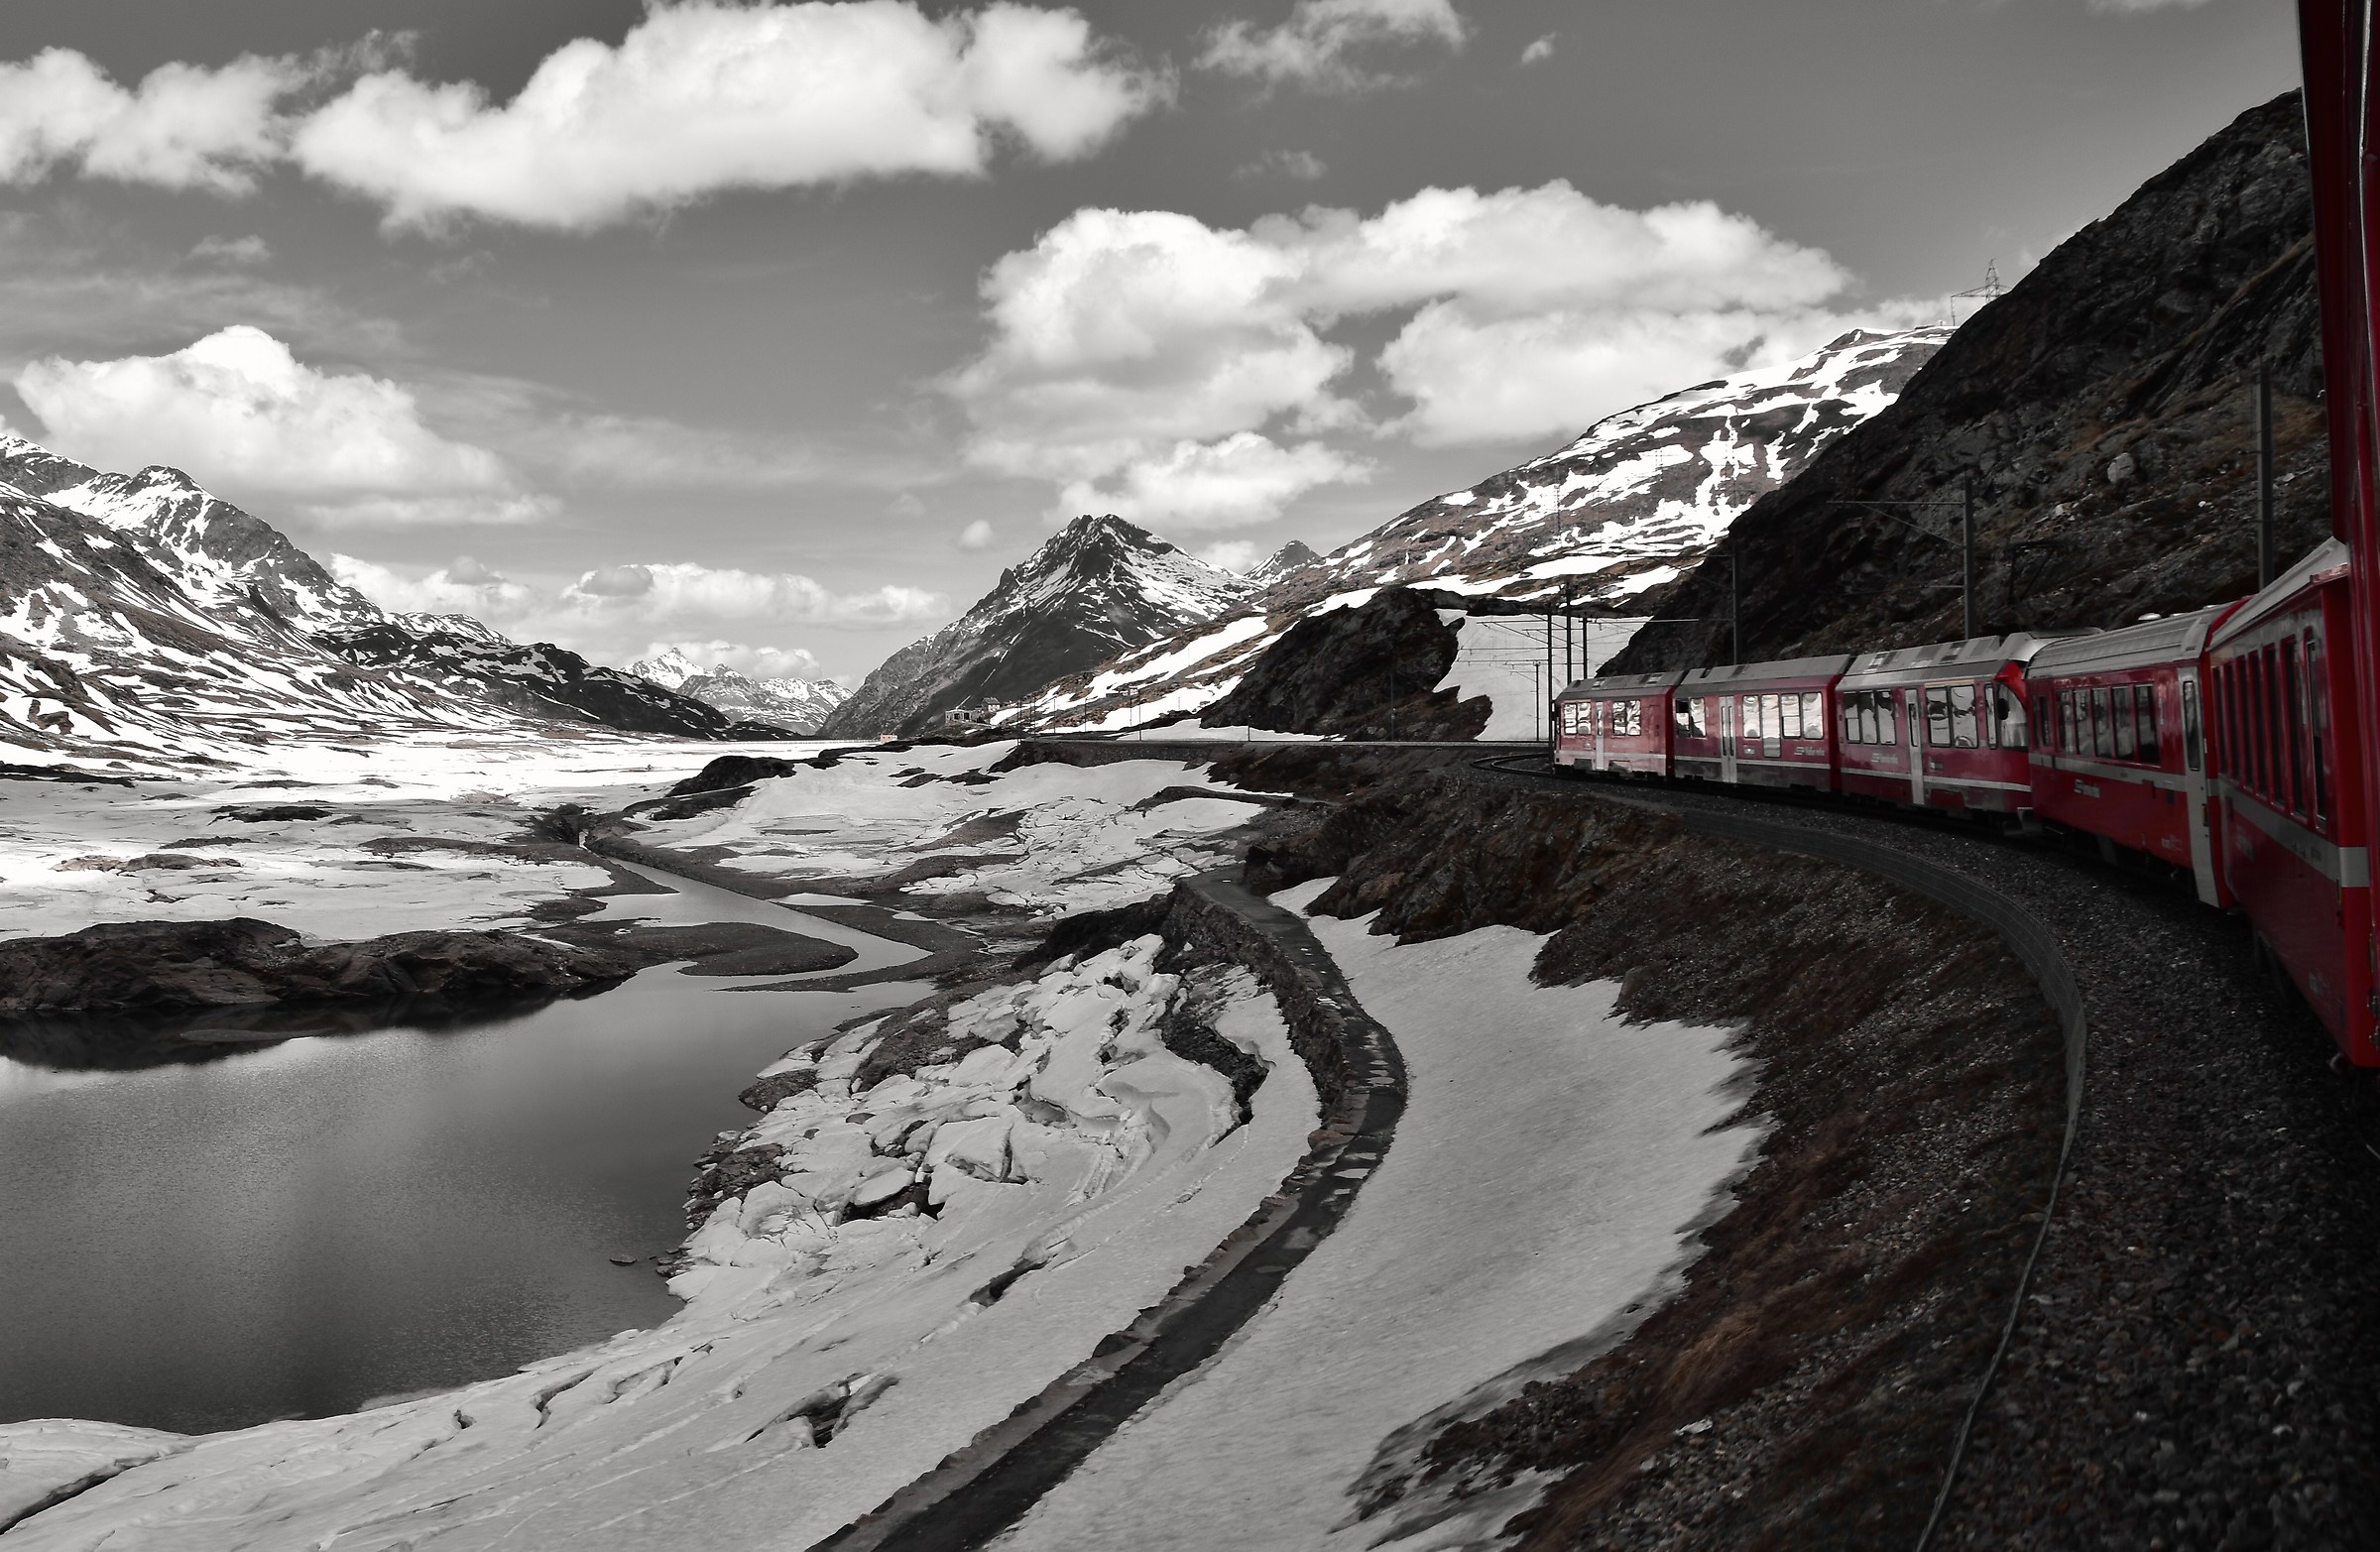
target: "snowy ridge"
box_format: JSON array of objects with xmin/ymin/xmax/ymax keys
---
[
  {"xmin": 992, "ymin": 328, "xmax": 1946, "ymax": 733},
  {"xmin": 629, "ymin": 648, "xmax": 850, "ymax": 733},
  {"xmin": 821, "ymin": 515, "xmax": 1255, "ymax": 739}
]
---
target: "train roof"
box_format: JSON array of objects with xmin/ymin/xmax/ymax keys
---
[
  {"xmin": 2029, "ymin": 602, "xmax": 2232, "ymax": 675},
  {"xmin": 2207, "ymin": 536, "xmax": 2349, "ymax": 650},
  {"xmin": 1839, "ymin": 631, "xmax": 2060, "ymax": 687},
  {"xmin": 1679, "ymin": 653, "xmax": 1855, "ymax": 689},
  {"xmin": 1559, "ymin": 667, "xmax": 1684, "ymax": 699}
]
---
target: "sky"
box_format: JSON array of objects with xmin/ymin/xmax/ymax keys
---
[{"xmin": 0, "ymin": 0, "xmax": 2302, "ymax": 683}]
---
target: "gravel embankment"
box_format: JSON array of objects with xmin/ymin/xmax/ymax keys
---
[{"xmin": 1478, "ymin": 762, "xmax": 2380, "ymax": 1550}]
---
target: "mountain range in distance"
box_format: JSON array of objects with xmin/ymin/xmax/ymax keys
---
[{"xmin": 629, "ymin": 648, "xmax": 849, "ymax": 735}]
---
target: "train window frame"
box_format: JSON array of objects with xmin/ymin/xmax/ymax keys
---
[
  {"xmin": 2086, "ymin": 686, "xmax": 2109, "ymax": 758},
  {"xmin": 2307, "ymin": 630, "xmax": 2330, "ymax": 828},
  {"xmin": 2111, "ymin": 683, "xmax": 2137, "ymax": 760},
  {"xmin": 2059, "ymin": 689, "xmax": 2079, "ymax": 757},
  {"xmin": 1673, "ymin": 695, "xmax": 1705, "ymax": 738},
  {"xmin": 2134, "ymin": 683, "xmax": 2161, "ymax": 765},
  {"xmin": 1777, "ymin": 692, "xmax": 1802, "ymax": 741},
  {"xmin": 1945, "ymin": 682, "xmax": 1979, "ymax": 749},
  {"xmin": 1800, "ymin": 691, "xmax": 1824, "ymax": 741},
  {"xmin": 1923, "ymin": 686, "xmax": 1951, "ymax": 747},
  {"xmin": 1842, "ymin": 692, "xmax": 1862, "ymax": 745},
  {"xmin": 2283, "ymin": 636, "xmax": 2309, "ymax": 817},
  {"xmin": 2182, "ymin": 677, "xmax": 2202, "ymax": 774}
]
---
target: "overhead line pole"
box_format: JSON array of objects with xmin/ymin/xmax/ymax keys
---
[{"xmin": 1963, "ymin": 474, "xmax": 1977, "ymax": 641}]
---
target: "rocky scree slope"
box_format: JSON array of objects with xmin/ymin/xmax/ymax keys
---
[
  {"xmin": 991, "ymin": 330, "xmax": 1943, "ymax": 734},
  {"xmin": 1612, "ymin": 90, "xmax": 2328, "ymax": 674},
  {"xmin": 820, "ymin": 514, "xmax": 1256, "ymax": 739},
  {"xmin": 1195, "ymin": 587, "xmax": 1489, "ymax": 740},
  {"xmin": 628, "ymin": 647, "xmax": 848, "ymax": 733},
  {"xmin": 0, "ymin": 435, "xmax": 764, "ymax": 749}
]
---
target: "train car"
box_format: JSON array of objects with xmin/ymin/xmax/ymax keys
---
[
  {"xmin": 2025, "ymin": 605, "xmax": 2232, "ymax": 904},
  {"xmin": 2202, "ymin": 537, "xmax": 2377, "ymax": 1064},
  {"xmin": 1835, "ymin": 635, "xmax": 2055, "ymax": 813},
  {"xmin": 1553, "ymin": 670, "xmax": 1682, "ymax": 776},
  {"xmin": 1673, "ymin": 655, "xmax": 1852, "ymax": 791}
]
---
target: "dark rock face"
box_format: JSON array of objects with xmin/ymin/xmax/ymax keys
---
[
  {"xmin": 821, "ymin": 515, "xmax": 1254, "ymax": 739},
  {"xmin": 0, "ymin": 918, "xmax": 636, "ymax": 1017},
  {"xmin": 666, "ymin": 754, "xmax": 805, "ymax": 796},
  {"xmin": 1612, "ymin": 91, "xmax": 2328, "ymax": 673},
  {"xmin": 542, "ymin": 919, "xmax": 855, "ymax": 977},
  {"xmin": 1198, "ymin": 588, "xmax": 1488, "ymax": 740}
]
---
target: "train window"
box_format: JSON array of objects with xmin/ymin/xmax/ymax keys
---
[
  {"xmin": 2111, "ymin": 685, "xmax": 2137, "ymax": 759},
  {"xmin": 1841, "ymin": 693, "xmax": 1861, "ymax": 745},
  {"xmin": 1946, "ymin": 683, "xmax": 1979, "ymax": 749},
  {"xmin": 1881, "ymin": 692, "xmax": 1899, "ymax": 747},
  {"xmin": 1736, "ymin": 694, "xmax": 1758, "ymax": 740},
  {"xmin": 2257, "ymin": 646, "xmax": 2279, "ymax": 798},
  {"xmin": 2182, "ymin": 677, "xmax": 2202, "ymax": 774},
  {"xmin": 2134, "ymin": 683, "xmax": 2160, "ymax": 765},
  {"xmin": 2283, "ymin": 638, "xmax": 2308, "ymax": 815},
  {"xmin": 1762, "ymin": 692, "xmax": 1784, "ymax": 740},
  {"xmin": 2059, "ymin": 690, "xmax": 2078, "ymax": 756},
  {"xmin": 2307, "ymin": 632, "xmax": 2330, "ymax": 827},
  {"xmin": 1776, "ymin": 693, "xmax": 1800, "ymax": 740},
  {"xmin": 1988, "ymin": 683, "xmax": 2027, "ymax": 750},
  {"xmin": 2032, "ymin": 693, "xmax": 2051, "ymax": 750},
  {"xmin": 1674, "ymin": 696, "xmax": 1705, "ymax": 737},
  {"xmin": 2084, "ymin": 686, "xmax": 2107, "ymax": 758},
  {"xmin": 1924, "ymin": 686, "xmax": 1951, "ymax": 747}
]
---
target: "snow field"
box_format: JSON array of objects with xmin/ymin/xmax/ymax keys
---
[
  {"xmin": 0, "ymin": 939, "xmax": 1319, "ymax": 1551},
  {"xmin": 641, "ymin": 742, "xmax": 1277, "ymax": 914},
  {"xmin": 996, "ymin": 880, "xmax": 1761, "ymax": 1552}
]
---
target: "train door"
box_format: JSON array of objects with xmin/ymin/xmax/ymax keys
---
[
  {"xmin": 2178, "ymin": 666, "xmax": 2220, "ymax": 904},
  {"xmin": 1593, "ymin": 701, "xmax": 1607, "ymax": 773},
  {"xmin": 1905, "ymin": 686, "xmax": 1926, "ymax": 805},
  {"xmin": 1719, "ymin": 696, "xmax": 1737, "ymax": 783}
]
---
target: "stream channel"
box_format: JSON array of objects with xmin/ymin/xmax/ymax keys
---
[{"xmin": 0, "ymin": 864, "xmax": 929, "ymax": 1436}]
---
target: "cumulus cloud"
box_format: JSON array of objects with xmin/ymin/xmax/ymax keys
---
[
  {"xmin": 555, "ymin": 560, "xmax": 944, "ymax": 627},
  {"xmin": 1054, "ymin": 433, "xmax": 1368, "ymax": 531},
  {"xmin": 1195, "ymin": 538, "xmax": 1263, "ymax": 573},
  {"xmin": 329, "ymin": 552, "xmax": 538, "ymax": 623},
  {"xmin": 288, "ymin": 2, "xmax": 1166, "ymax": 229},
  {"xmin": 1201, "ymin": 0, "xmax": 1467, "ymax": 89},
  {"xmin": 952, "ymin": 179, "xmax": 1883, "ymax": 516},
  {"xmin": 0, "ymin": 49, "xmax": 301, "ymax": 191},
  {"xmin": 640, "ymin": 639, "xmax": 827, "ymax": 679},
  {"xmin": 1519, "ymin": 34, "xmax": 1556, "ymax": 65},
  {"xmin": 14, "ymin": 325, "xmax": 535, "ymax": 524},
  {"xmin": 188, "ymin": 234, "xmax": 273, "ymax": 265},
  {"xmin": 1235, "ymin": 148, "xmax": 1327, "ymax": 180},
  {"xmin": 958, "ymin": 518, "xmax": 996, "ymax": 549}
]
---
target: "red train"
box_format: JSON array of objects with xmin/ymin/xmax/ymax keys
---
[{"xmin": 1554, "ymin": 536, "xmax": 2378, "ymax": 1067}]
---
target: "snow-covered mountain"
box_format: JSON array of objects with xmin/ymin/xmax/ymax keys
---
[
  {"xmin": 1268, "ymin": 326, "xmax": 1950, "ymax": 612},
  {"xmin": 0, "ymin": 486, "xmax": 525, "ymax": 761},
  {"xmin": 0, "ymin": 435, "xmax": 777, "ymax": 758},
  {"xmin": 1246, "ymin": 540, "xmax": 1318, "ymax": 587},
  {"xmin": 628, "ymin": 649, "xmax": 850, "ymax": 734},
  {"xmin": 994, "ymin": 327, "xmax": 1948, "ymax": 733},
  {"xmin": 820, "ymin": 515, "xmax": 1255, "ymax": 738}
]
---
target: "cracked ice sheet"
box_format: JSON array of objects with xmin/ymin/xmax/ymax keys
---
[
  {"xmin": 641, "ymin": 741, "xmax": 1272, "ymax": 914},
  {"xmin": 0, "ymin": 939, "xmax": 1318, "ymax": 1552},
  {"xmin": 996, "ymin": 880, "xmax": 1760, "ymax": 1552},
  {"xmin": 0, "ymin": 735, "xmax": 824, "ymax": 943}
]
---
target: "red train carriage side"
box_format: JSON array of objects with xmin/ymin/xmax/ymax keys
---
[
  {"xmin": 1836, "ymin": 635, "xmax": 2054, "ymax": 813},
  {"xmin": 2202, "ymin": 537, "xmax": 2378, "ymax": 1064},
  {"xmin": 2025, "ymin": 606, "xmax": 2232, "ymax": 904},
  {"xmin": 1673, "ymin": 656, "xmax": 1851, "ymax": 792},
  {"xmin": 1554, "ymin": 670, "xmax": 1682, "ymax": 776}
]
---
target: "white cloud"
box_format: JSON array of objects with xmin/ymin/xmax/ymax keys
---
[
  {"xmin": 555, "ymin": 560, "xmax": 945, "ymax": 627},
  {"xmin": 639, "ymin": 639, "xmax": 826, "ymax": 679},
  {"xmin": 1201, "ymin": 0, "xmax": 1466, "ymax": 89},
  {"xmin": 1056, "ymin": 432, "xmax": 1368, "ymax": 531},
  {"xmin": 1195, "ymin": 538, "xmax": 1262, "ymax": 572},
  {"xmin": 1235, "ymin": 148, "xmax": 1327, "ymax": 180},
  {"xmin": 1519, "ymin": 34, "xmax": 1556, "ymax": 65},
  {"xmin": 0, "ymin": 49, "xmax": 300, "ymax": 192},
  {"xmin": 188, "ymin": 234, "xmax": 273, "ymax": 265},
  {"xmin": 14, "ymin": 325, "xmax": 533, "ymax": 525},
  {"xmin": 289, "ymin": 2, "xmax": 1165, "ymax": 230},
  {"xmin": 329, "ymin": 552, "xmax": 538, "ymax": 623},
  {"xmin": 952, "ymin": 179, "xmax": 1890, "ymax": 518},
  {"xmin": 958, "ymin": 518, "xmax": 996, "ymax": 549}
]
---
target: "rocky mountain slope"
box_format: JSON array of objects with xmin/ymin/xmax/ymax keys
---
[
  {"xmin": 314, "ymin": 616, "xmax": 788, "ymax": 740},
  {"xmin": 0, "ymin": 436, "xmax": 772, "ymax": 756},
  {"xmin": 984, "ymin": 329, "xmax": 1943, "ymax": 734},
  {"xmin": 628, "ymin": 649, "xmax": 848, "ymax": 734},
  {"xmin": 1610, "ymin": 90, "xmax": 2326, "ymax": 674},
  {"xmin": 0, "ymin": 487, "xmax": 523, "ymax": 761},
  {"xmin": 819, "ymin": 515, "xmax": 1255, "ymax": 738}
]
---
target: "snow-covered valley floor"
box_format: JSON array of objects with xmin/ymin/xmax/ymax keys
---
[
  {"xmin": 995, "ymin": 881, "xmax": 1759, "ymax": 1552},
  {"xmin": 1, "ymin": 737, "xmax": 1759, "ymax": 1551}
]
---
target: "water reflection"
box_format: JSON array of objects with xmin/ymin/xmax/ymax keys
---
[{"xmin": 0, "ymin": 897, "xmax": 925, "ymax": 1435}]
